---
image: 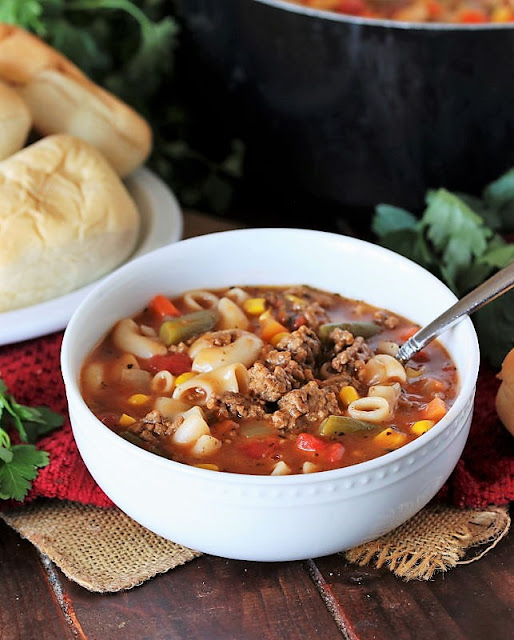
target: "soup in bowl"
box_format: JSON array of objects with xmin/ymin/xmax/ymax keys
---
[{"xmin": 61, "ymin": 228, "xmax": 480, "ymax": 561}]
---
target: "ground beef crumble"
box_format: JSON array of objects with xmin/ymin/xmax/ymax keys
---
[
  {"xmin": 271, "ymin": 380, "xmax": 341, "ymax": 432},
  {"xmin": 206, "ymin": 391, "xmax": 266, "ymax": 421},
  {"xmin": 372, "ymin": 310, "xmax": 400, "ymax": 329},
  {"xmin": 266, "ymin": 285, "xmax": 331, "ymax": 331},
  {"xmin": 274, "ymin": 325, "xmax": 321, "ymax": 365},
  {"xmin": 128, "ymin": 409, "xmax": 176, "ymax": 443}
]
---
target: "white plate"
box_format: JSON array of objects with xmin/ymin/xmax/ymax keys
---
[{"xmin": 0, "ymin": 167, "xmax": 183, "ymax": 346}]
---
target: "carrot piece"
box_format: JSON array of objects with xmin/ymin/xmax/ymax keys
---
[
  {"xmin": 399, "ymin": 326, "xmax": 419, "ymax": 341},
  {"xmin": 419, "ymin": 397, "xmax": 448, "ymax": 422},
  {"xmin": 259, "ymin": 311, "xmax": 289, "ymax": 342},
  {"xmin": 149, "ymin": 294, "xmax": 180, "ymax": 317}
]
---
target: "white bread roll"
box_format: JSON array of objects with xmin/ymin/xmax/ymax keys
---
[
  {"xmin": 0, "ymin": 23, "xmax": 152, "ymax": 177},
  {"xmin": 496, "ymin": 348, "xmax": 514, "ymax": 436},
  {"xmin": 0, "ymin": 80, "xmax": 31, "ymax": 160},
  {"xmin": 0, "ymin": 134, "xmax": 141, "ymax": 312}
]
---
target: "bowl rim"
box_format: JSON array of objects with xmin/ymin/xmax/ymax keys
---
[
  {"xmin": 256, "ymin": 0, "xmax": 514, "ymax": 32},
  {"xmin": 61, "ymin": 227, "xmax": 480, "ymax": 486}
]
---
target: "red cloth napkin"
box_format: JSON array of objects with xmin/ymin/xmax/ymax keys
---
[{"xmin": 0, "ymin": 331, "xmax": 513, "ymax": 509}]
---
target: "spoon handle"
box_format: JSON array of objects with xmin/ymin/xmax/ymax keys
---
[{"xmin": 396, "ymin": 261, "xmax": 514, "ymax": 364}]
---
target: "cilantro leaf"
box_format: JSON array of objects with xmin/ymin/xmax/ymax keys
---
[
  {"xmin": 482, "ymin": 168, "xmax": 514, "ymax": 231},
  {"xmin": 372, "ymin": 204, "xmax": 419, "ymax": 236},
  {"xmin": 378, "ymin": 228, "xmax": 437, "ymax": 273},
  {"xmin": 0, "ymin": 446, "xmax": 14, "ymax": 465},
  {"xmin": 422, "ymin": 189, "xmax": 491, "ymax": 290},
  {"xmin": 0, "ymin": 445, "xmax": 49, "ymax": 501},
  {"xmin": 371, "ymin": 171, "xmax": 514, "ymax": 369},
  {"xmin": 0, "ymin": 390, "xmax": 64, "ymax": 443},
  {"xmin": 0, "ymin": 0, "xmax": 47, "ymax": 34},
  {"xmin": 0, "ymin": 378, "xmax": 63, "ymax": 500}
]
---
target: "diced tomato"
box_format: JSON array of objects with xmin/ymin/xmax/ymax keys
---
[
  {"xmin": 326, "ymin": 442, "xmax": 345, "ymax": 463},
  {"xmin": 458, "ymin": 9, "xmax": 488, "ymax": 23},
  {"xmin": 399, "ymin": 326, "xmax": 419, "ymax": 341},
  {"xmin": 296, "ymin": 433, "xmax": 345, "ymax": 464},
  {"xmin": 141, "ymin": 352, "xmax": 192, "ymax": 375},
  {"xmin": 239, "ymin": 437, "xmax": 280, "ymax": 460},
  {"xmin": 291, "ymin": 315, "xmax": 307, "ymax": 330},
  {"xmin": 427, "ymin": 0, "xmax": 443, "ymax": 19},
  {"xmin": 296, "ymin": 432, "xmax": 327, "ymax": 454},
  {"xmin": 413, "ymin": 349, "xmax": 430, "ymax": 363},
  {"xmin": 339, "ymin": 0, "xmax": 366, "ymax": 15},
  {"xmin": 148, "ymin": 294, "xmax": 181, "ymax": 318}
]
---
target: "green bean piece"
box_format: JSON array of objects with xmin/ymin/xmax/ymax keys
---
[
  {"xmin": 159, "ymin": 309, "xmax": 219, "ymax": 346},
  {"xmin": 318, "ymin": 321, "xmax": 381, "ymax": 341},
  {"xmin": 319, "ymin": 415, "xmax": 375, "ymax": 436}
]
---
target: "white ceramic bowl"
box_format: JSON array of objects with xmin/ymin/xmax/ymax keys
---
[{"xmin": 61, "ymin": 228, "xmax": 480, "ymax": 561}]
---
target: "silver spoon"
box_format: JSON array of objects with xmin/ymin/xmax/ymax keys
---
[{"xmin": 395, "ymin": 261, "xmax": 514, "ymax": 364}]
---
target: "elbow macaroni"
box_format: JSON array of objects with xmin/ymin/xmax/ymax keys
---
[
  {"xmin": 361, "ymin": 354, "xmax": 407, "ymax": 386},
  {"xmin": 217, "ymin": 297, "xmax": 250, "ymax": 330},
  {"xmin": 182, "ymin": 290, "xmax": 219, "ymax": 311},
  {"xmin": 348, "ymin": 396, "xmax": 391, "ymax": 423},
  {"xmin": 189, "ymin": 330, "xmax": 263, "ymax": 372},
  {"xmin": 172, "ymin": 406, "xmax": 221, "ymax": 458},
  {"xmin": 112, "ymin": 318, "xmax": 167, "ymax": 359},
  {"xmin": 172, "ymin": 362, "xmax": 249, "ymax": 404}
]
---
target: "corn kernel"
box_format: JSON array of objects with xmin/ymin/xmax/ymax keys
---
[
  {"xmin": 285, "ymin": 293, "xmax": 305, "ymax": 307},
  {"xmin": 339, "ymin": 385, "xmax": 360, "ymax": 406},
  {"xmin": 492, "ymin": 6, "xmax": 512, "ymax": 21},
  {"xmin": 373, "ymin": 428, "xmax": 407, "ymax": 449},
  {"xmin": 118, "ymin": 413, "xmax": 136, "ymax": 427},
  {"xmin": 195, "ymin": 463, "xmax": 219, "ymax": 471},
  {"xmin": 411, "ymin": 419, "xmax": 435, "ymax": 436},
  {"xmin": 175, "ymin": 371, "xmax": 197, "ymax": 386},
  {"xmin": 406, "ymin": 366, "xmax": 423, "ymax": 378},
  {"xmin": 270, "ymin": 331, "xmax": 291, "ymax": 346},
  {"xmin": 243, "ymin": 297, "xmax": 267, "ymax": 315},
  {"xmin": 128, "ymin": 393, "xmax": 150, "ymax": 405}
]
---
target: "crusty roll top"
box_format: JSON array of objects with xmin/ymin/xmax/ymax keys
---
[{"xmin": 0, "ymin": 24, "xmax": 152, "ymax": 176}]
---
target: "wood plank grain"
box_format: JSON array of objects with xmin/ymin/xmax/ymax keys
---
[
  {"xmin": 58, "ymin": 554, "xmax": 343, "ymax": 640},
  {"xmin": 0, "ymin": 521, "xmax": 77, "ymax": 640},
  {"xmin": 310, "ymin": 528, "xmax": 514, "ymax": 640}
]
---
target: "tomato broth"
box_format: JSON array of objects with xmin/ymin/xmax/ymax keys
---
[{"xmin": 81, "ymin": 285, "xmax": 458, "ymax": 475}]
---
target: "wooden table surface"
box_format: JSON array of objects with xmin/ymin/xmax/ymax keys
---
[
  {"xmin": 1, "ymin": 212, "xmax": 512, "ymax": 640},
  {"xmin": 1, "ymin": 512, "xmax": 512, "ymax": 640}
]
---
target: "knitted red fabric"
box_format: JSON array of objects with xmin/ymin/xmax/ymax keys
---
[{"xmin": 0, "ymin": 331, "xmax": 512, "ymax": 509}]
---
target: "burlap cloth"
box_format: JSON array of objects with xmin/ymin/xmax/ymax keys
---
[
  {"xmin": 0, "ymin": 500, "xmax": 509, "ymax": 592},
  {"xmin": 0, "ymin": 332, "xmax": 512, "ymax": 592}
]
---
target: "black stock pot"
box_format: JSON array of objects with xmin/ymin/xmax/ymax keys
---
[{"xmin": 174, "ymin": 0, "xmax": 514, "ymax": 214}]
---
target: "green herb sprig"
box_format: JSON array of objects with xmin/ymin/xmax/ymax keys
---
[
  {"xmin": 0, "ymin": 379, "xmax": 63, "ymax": 501},
  {"xmin": 372, "ymin": 169, "xmax": 514, "ymax": 369}
]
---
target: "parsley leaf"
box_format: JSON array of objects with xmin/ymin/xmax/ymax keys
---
[
  {"xmin": 0, "ymin": 378, "xmax": 63, "ymax": 501},
  {"xmin": 422, "ymin": 189, "xmax": 492, "ymax": 292},
  {"xmin": 0, "ymin": 445, "xmax": 50, "ymax": 502},
  {"xmin": 372, "ymin": 171, "xmax": 514, "ymax": 369}
]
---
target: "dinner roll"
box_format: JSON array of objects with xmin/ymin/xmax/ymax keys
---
[
  {"xmin": 0, "ymin": 80, "xmax": 31, "ymax": 160},
  {"xmin": 496, "ymin": 348, "xmax": 514, "ymax": 436},
  {"xmin": 0, "ymin": 134, "xmax": 141, "ymax": 312},
  {"xmin": 0, "ymin": 23, "xmax": 152, "ymax": 177}
]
